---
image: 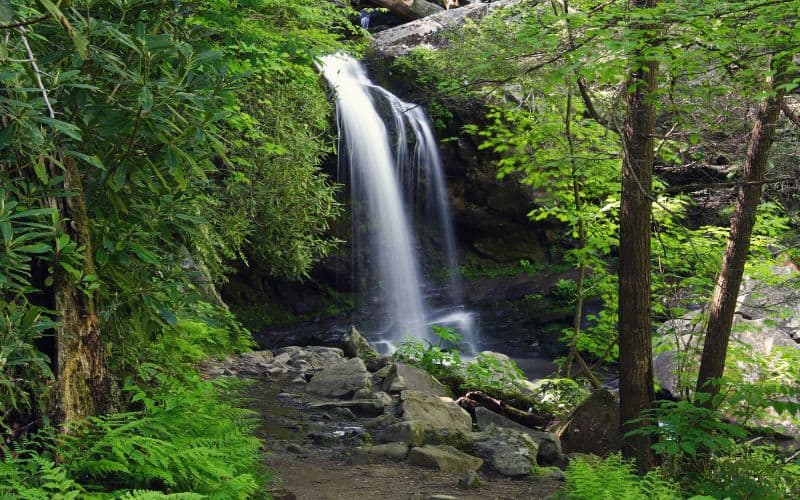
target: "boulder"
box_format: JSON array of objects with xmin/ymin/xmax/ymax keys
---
[
  {"xmin": 551, "ymin": 389, "xmax": 620, "ymax": 456},
  {"xmin": 306, "ymin": 358, "xmax": 371, "ymax": 398},
  {"xmin": 475, "ymin": 407, "xmax": 562, "ymax": 465},
  {"xmin": 349, "ymin": 442, "xmax": 410, "ymax": 464},
  {"xmin": 371, "ymin": 0, "xmax": 524, "ymax": 57},
  {"xmin": 407, "ymin": 445, "xmax": 483, "ymax": 473},
  {"xmin": 401, "ymin": 391, "xmax": 473, "ymax": 434},
  {"xmin": 470, "ymin": 427, "xmax": 538, "ymax": 477},
  {"xmin": 341, "ymin": 326, "xmax": 379, "ymax": 362},
  {"xmin": 382, "ymin": 363, "xmax": 450, "ymax": 396},
  {"xmin": 376, "ymin": 420, "xmax": 426, "ymax": 447}
]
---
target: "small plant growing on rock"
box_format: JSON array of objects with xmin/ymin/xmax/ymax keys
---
[
  {"xmin": 393, "ymin": 325, "xmax": 464, "ymax": 380},
  {"xmin": 462, "ymin": 353, "xmax": 526, "ymax": 394}
]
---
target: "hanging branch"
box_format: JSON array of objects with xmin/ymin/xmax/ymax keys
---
[{"xmin": 19, "ymin": 27, "xmax": 55, "ymax": 119}]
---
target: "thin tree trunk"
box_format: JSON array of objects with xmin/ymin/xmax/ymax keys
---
[
  {"xmin": 564, "ymin": 87, "xmax": 601, "ymax": 389},
  {"xmin": 618, "ymin": 0, "xmax": 658, "ymax": 473},
  {"xmin": 50, "ymin": 155, "xmax": 112, "ymax": 427},
  {"xmin": 695, "ymin": 59, "xmax": 786, "ymax": 401}
]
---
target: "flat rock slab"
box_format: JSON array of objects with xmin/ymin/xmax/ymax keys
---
[
  {"xmin": 475, "ymin": 407, "xmax": 562, "ymax": 465},
  {"xmin": 308, "ymin": 399, "xmax": 387, "ymax": 418},
  {"xmin": 408, "ymin": 445, "xmax": 483, "ymax": 474},
  {"xmin": 383, "ymin": 363, "xmax": 450, "ymax": 396},
  {"xmin": 306, "ymin": 357, "xmax": 371, "ymax": 398},
  {"xmin": 401, "ymin": 390, "xmax": 473, "ymax": 434},
  {"xmin": 349, "ymin": 442, "xmax": 410, "ymax": 464}
]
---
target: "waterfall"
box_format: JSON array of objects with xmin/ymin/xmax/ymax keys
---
[{"xmin": 319, "ymin": 53, "xmax": 476, "ymax": 351}]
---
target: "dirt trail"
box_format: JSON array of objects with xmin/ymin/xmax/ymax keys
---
[{"xmin": 245, "ymin": 378, "xmax": 563, "ymax": 500}]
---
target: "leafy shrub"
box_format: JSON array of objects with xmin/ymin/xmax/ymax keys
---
[
  {"xmin": 552, "ymin": 278, "xmax": 579, "ymax": 307},
  {"xmin": 564, "ymin": 453, "xmax": 681, "ymax": 499},
  {"xmin": 0, "ymin": 304, "xmax": 55, "ymax": 440},
  {"xmin": 522, "ymin": 378, "xmax": 588, "ymax": 418},
  {"xmin": 462, "ymin": 352, "xmax": 526, "ymax": 394},
  {"xmin": 626, "ymin": 398, "xmax": 746, "ymax": 461},
  {"xmin": 691, "ymin": 445, "xmax": 800, "ymax": 499},
  {"xmin": 394, "ymin": 327, "xmax": 463, "ymax": 381}
]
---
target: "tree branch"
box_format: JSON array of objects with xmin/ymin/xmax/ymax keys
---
[
  {"xmin": 0, "ymin": 15, "xmax": 48, "ymax": 30},
  {"xmin": 576, "ymin": 77, "xmax": 615, "ymax": 130}
]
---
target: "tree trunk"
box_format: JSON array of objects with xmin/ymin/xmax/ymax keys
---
[
  {"xmin": 695, "ymin": 60, "xmax": 786, "ymax": 401},
  {"xmin": 50, "ymin": 155, "xmax": 112, "ymax": 427},
  {"xmin": 618, "ymin": 0, "xmax": 658, "ymax": 473},
  {"xmin": 369, "ymin": 0, "xmax": 444, "ymax": 21}
]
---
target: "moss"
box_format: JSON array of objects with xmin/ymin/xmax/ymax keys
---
[{"xmin": 424, "ymin": 430, "xmax": 475, "ymax": 454}]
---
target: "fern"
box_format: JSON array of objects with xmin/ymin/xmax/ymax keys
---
[
  {"xmin": 564, "ymin": 453, "xmax": 681, "ymax": 500},
  {"xmin": 0, "ymin": 454, "xmax": 82, "ymax": 499},
  {"xmin": 59, "ymin": 379, "xmax": 262, "ymax": 498}
]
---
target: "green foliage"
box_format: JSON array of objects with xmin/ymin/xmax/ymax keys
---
[
  {"xmin": 563, "ymin": 453, "xmax": 681, "ymax": 500},
  {"xmin": 627, "ymin": 399, "xmax": 746, "ymax": 461},
  {"xmin": 525, "ymin": 378, "xmax": 589, "ymax": 419},
  {"xmin": 0, "ymin": 454, "xmax": 82, "ymax": 499},
  {"xmin": 387, "ymin": 48, "xmax": 462, "ymax": 130},
  {"xmin": 0, "ymin": 303, "xmax": 55, "ymax": 439},
  {"xmin": 1, "ymin": 377, "xmax": 261, "ymax": 499},
  {"xmin": 394, "ymin": 325, "xmax": 463, "ymax": 381},
  {"xmin": 462, "ymin": 352, "xmax": 526, "ymax": 395},
  {"xmin": 552, "ymin": 279, "xmax": 579, "ymax": 307},
  {"xmin": 691, "ymin": 445, "xmax": 800, "ymax": 499},
  {"xmin": 66, "ymin": 378, "xmax": 260, "ymax": 497},
  {"xmin": 459, "ymin": 256, "xmax": 543, "ymax": 280}
]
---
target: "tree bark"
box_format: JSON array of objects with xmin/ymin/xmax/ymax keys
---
[
  {"xmin": 695, "ymin": 60, "xmax": 786, "ymax": 402},
  {"xmin": 369, "ymin": 0, "xmax": 444, "ymax": 21},
  {"xmin": 618, "ymin": 0, "xmax": 658, "ymax": 473},
  {"xmin": 50, "ymin": 155, "xmax": 112, "ymax": 427}
]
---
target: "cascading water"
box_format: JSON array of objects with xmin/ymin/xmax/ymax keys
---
[{"xmin": 320, "ymin": 53, "xmax": 476, "ymax": 351}]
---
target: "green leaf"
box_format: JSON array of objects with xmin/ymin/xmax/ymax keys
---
[
  {"xmin": 0, "ymin": 0, "xmax": 13, "ymax": 24},
  {"xmin": 0, "ymin": 123, "xmax": 16, "ymax": 150},
  {"xmin": 38, "ymin": 117, "xmax": 82, "ymax": 141},
  {"xmin": 0, "ymin": 222, "xmax": 12, "ymax": 243},
  {"xmin": 16, "ymin": 243, "xmax": 52, "ymax": 254},
  {"xmin": 34, "ymin": 161, "xmax": 49, "ymax": 184},
  {"xmin": 138, "ymin": 85, "xmax": 153, "ymax": 112},
  {"xmin": 128, "ymin": 243, "xmax": 159, "ymax": 265},
  {"xmin": 37, "ymin": 0, "xmax": 88, "ymax": 58}
]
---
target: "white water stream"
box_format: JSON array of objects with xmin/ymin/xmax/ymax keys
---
[{"xmin": 319, "ymin": 53, "xmax": 476, "ymax": 351}]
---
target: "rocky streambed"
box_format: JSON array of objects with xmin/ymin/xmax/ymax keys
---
[{"xmin": 201, "ymin": 342, "xmax": 616, "ymax": 499}]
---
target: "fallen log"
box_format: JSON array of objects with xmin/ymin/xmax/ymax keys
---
[
  {"xmin": 457, "ymin": 391, "xmax": 554, "ymax": 429},
  {"xmin": 369, "ymin": 0, "xmax": 444, "ymax": 21}
]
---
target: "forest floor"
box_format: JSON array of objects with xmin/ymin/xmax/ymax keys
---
[{"xmin": 242, "ymin": 377, "xmax": 564, "ymax": 500}]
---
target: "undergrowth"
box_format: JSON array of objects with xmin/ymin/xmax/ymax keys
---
[
  {"xmin": 563, "ymin": 453, "xmax": 681, "ymax": 500},
  {"xmin": 1, "ymin": 377, "xmax": 263, "ymax": 499}
]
